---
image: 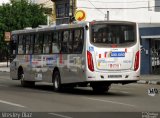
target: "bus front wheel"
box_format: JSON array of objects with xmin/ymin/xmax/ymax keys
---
[
  {"xmin": 53, "ymin": 71, "xmax": 62, "ymax": 92},
  {"xmin": 18, "ymin": 70, "xmax": 35, "ymax": 87}
]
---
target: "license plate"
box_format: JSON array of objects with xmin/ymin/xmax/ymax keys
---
[{"xmin": 108, "ymin": 75, "xmax": 122, "ymax": 78}]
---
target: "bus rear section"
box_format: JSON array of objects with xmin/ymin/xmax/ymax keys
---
[{"xmin": 85, "ymin": 21, "xmax": 140, "ymax": 91}]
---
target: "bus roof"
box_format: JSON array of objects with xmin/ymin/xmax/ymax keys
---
[
  {"xmin": 11, "ymin": 21, "xmax": 88, "ymax": 35},
  {"xmin": 11, "ymin": 20, "xmax": 136, "ymax": 35}
]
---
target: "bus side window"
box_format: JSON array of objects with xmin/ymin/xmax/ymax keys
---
[
  {"xmin": 30, "ymin": 34, "xmax": 34, "ymax": 54},
  {"xmin": 48, "ymin": 32, "xmax": 52, "ymax": 53},
  {"xmin": 39, "ymin": 33, "xmax": 44, "ymax": 54},
  {"xmin": 18, "ymin": 35, "xmax": 24, "ymax": 54},
  {"xmin": 11, "ymin": 35, "xmax": 18, "ymax": 55},
  {"xmin": 25, "ymin": 35, "xmax": 30, "ymax": 54},
  {"xmin": 34, "ymin": 33, "xmax": 43, "ymax": 54},
  {"xmin": 73, "ymin": 29, "xmax": 84, "ymax": 53},
  {"xmin": 34, "ymin": 34, "xmax": 38, "ymax": 54},
  {"xmin": 52, "ymin": 32, "xmax": 60, "ymax": 53},
  {"xmin": 43, "ymin": 32, "xmax": 52, "ymax": 54},
  {"xmin": 61, "ymin": 30, "xmax": 69, "ymax": 53},
  {"xmin": 68, "ymin": 30, "xmax": 73, "ymax": 53}
]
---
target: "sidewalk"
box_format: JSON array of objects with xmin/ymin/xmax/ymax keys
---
[
  {"xmin": 138, "ymin": 75, "xmax": 160, "ymax": 85},
  {"xmin": 0, "ymin": 62, "xmax": 160, "ymax": 85},
  {"xmin": 0, "ymin": 62, "xmax": 10, "ymax": 72},
  {"xmin": 0, "ymin": 62, "xmax": 10, "ymax": 67}
]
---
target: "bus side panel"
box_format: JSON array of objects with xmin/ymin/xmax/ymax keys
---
[
  {"xmin": 10, "ymin": 55, "xmax": 33, "ymax": 81},
  {"xmin": 10, "ymin": 59, "xmax": 18, "ymax": 80},
  {"xmin": 59, "ymin": 54, "xmax": 86, "ymax": 84}
]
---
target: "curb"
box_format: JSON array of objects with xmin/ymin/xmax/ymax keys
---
[
  {"xmin": 137, "ymin": 80, "xmax": 160, "ymax": 85},
  {"xmin": 148, "ymin": 81, "xmax": 158, "ymax": 85},
  {"xmin": 137, "ymin": 80, "xmax": 148, "ymax": 84},
  {"xmin": 0, "ymin": 70, "xmax": 10, "ymax": 73}
]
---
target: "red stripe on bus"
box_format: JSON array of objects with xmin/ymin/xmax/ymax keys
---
[
  {"xmin": 125, "ymin": 48, "xmax": 127, "ymax": 52},
  {"xmin": 104, "ymin": 52, "xmax": 107, "ymax": 58}
]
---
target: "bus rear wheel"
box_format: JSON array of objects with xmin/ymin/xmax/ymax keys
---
[{"xmin": 53, "ymin": 71, "xmax": 62, "ymax": 92}]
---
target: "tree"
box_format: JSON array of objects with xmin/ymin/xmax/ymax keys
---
[{"xmin": 0, "ymin": 0, "xmax": 47, "ymax": 61}]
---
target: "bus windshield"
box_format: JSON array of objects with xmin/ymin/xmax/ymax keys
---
[{"xmin": 91, "ymin": 23, "xmax": 136, "ymax": 46}]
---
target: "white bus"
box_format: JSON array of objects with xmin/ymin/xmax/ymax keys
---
[{"xmin": 10, "ymin": 21, "xmax": 140, "ymax": 92}]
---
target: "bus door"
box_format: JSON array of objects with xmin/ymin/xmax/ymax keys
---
[{"xmin": 10, "ymin": 35, "xmax": 18, "ymax": 80}]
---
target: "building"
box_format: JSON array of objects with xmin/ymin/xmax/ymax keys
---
[
  {"xmin": 39, "ymin": 0, "xmax": 55, "ymax": 25},
  {"xmin": 51, "ymin": 0, "xmax": 160, "ymax": 23},
  {"xmin": 13, "ymin": 0, "xmax": 55, "ymax": 25},
  {"xmin": 0, "ymin": 0, "xmax": 10, "ymax": 5},
  {"xmin": 51, "ymin": 0, "xmax": 160, "ymax": 74},
  {"xmin": 139, "ymin": 24, "xmax": 160, "ymax": 74},
  {"xmin": 29, "ymin": 0, "xmax": 55, "ymax": 25},
  {"xmin": 51, "ymin": 0, "xmax": 76, "ymax": 25},
  {"xmin": 28, "ymin": 0, "xmax": 53, "ymax": 8}
]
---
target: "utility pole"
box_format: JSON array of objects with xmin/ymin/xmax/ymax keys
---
[
  {"xmin": 4, "ymin": 32, "xmax": 11, "ymax": 67},
  {"xmin": 107, "ymin": 11, "xmax": 109, "ymax": 21},
  {"xmin": 105, "ymin": 11, "xmax": 109, "ymax": 21},
  {"xmin": 6, "ymin": 42, "xmax": 9, "ymax": 67}
]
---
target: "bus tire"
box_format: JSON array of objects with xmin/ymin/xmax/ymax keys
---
[
  {"xmin": 92, "ymin": 84, "xmax": 110, "ymax": 93},
  {"xmin": 53, "ymin": 71, "xmax": 62, "ymax": 92},
  {"xmin": 18, "ymin": 69, "xmax": 35, "ymax": 87}
]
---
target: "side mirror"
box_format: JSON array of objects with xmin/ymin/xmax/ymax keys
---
[{"xmin": 140, "ymin": 45, "xmax": 145, "ymax": 53}]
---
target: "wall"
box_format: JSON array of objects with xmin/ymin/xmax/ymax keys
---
[
  {"xmin": 140, "ymin": 38, "xmax": 151, "ymax": 74},
  {"xmin": 0, "ymin": 0, "xmax": 10, "ymax": 5},
  {"xmin": 76, "ymin": 0, "xmax": 160, "ymax": 23},
  {"xmin": 31, "ymin": 0, "xmax": 55, "ymax": 24},
  {"xmin": 33, "ymin": 0, "xmax": 53, "ymax": 8},
  {"xmin": 139, "ymin": 26, "xmax": 160, "ymax": 74}
]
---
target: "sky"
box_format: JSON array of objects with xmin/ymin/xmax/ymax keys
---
[{"xmin": 0, "ymin": 0, "xmax": 10, "ymax": 5}]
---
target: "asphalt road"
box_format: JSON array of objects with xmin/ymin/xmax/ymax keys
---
[{"xmin": 0, "ymin": 72, "xmax": 160, "ymax": 118}]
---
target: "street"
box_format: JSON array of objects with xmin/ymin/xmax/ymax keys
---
[{"xmin": 0, "ymin": 72, "xmax": 160, "ymax": 118}]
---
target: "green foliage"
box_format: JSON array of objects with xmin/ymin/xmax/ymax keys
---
[{"xmin": 0, "ymin": 0, "xmax": 47, "ymax": 60}]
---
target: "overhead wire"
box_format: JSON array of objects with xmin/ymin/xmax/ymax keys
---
[
  {"xmin": 79, "ymin": 6, "xmax": 156, "ymax": 10},
  {"xmin": 88, "ymin": 0, "xmax": 105, "ymax": 15},
  {"xmin": 80, "ymin": 0, "xmax": 157, "ymax": 10},
  {"xmin": 38, "ymin": 0, "xmax": 159, "ymax": 12},
  {"xmin": 85, "ymin": 0, "xmax": 154, "ymax": 4}
]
